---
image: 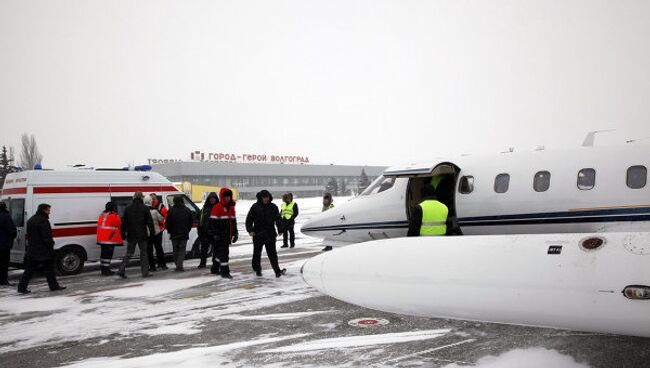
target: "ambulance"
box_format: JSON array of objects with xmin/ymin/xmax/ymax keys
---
[{"xmin": 0, "ymin": 168, "xmax": 201, "ymax": 275}]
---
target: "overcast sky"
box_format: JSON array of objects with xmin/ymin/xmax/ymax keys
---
[{"xmin": 1, "ymin": 0, "xmax": 649, "ymax": 169}]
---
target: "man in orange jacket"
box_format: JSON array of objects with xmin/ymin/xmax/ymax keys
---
[{"xmin": 96, "ymin": 202, "xmax": 123, "ymax": 276}]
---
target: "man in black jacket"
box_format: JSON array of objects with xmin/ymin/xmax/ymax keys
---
[
  {"xmin": 165, "ymin": 196, "xmax": 194, "ymax": 272},
  {"xmin": 117, "ymin": 192, "xmax": 155, "ymax": 279},
  {"xmin": 245, "ymin": 190, "xmax": 287, "ymax": 278},
  {"xmin": 17, "ymin": 204, "xmax": 66, "ymax": 293},
  {"xmin": 197, "ymin": 192, "xmax": 218, "ymax": 269},
  {"xmin": 0, "ymin": 201, "xmax": 17, "ymax": 286}
]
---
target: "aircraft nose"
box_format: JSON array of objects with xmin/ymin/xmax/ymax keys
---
[{"xmin": 300, "ymin": 255, "xmax": 327, "ymax": 294}]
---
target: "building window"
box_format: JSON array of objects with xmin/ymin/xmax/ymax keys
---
[
  {"xmin": 494, "ymin": 173, "xmax": 510, "ymax": 193},
  {"xmin": 627, "ymin": 165, "xmax": 647, "ymax": 189},
  {"xmin": 459, "ymin": 176, "xmax": 474, "ymax": 194},
  {"xmin": 577, "ymin": 168, "xmax": 596, "ymax": 190},
  {"xmin": 533, "ymin": 171, "xmax": 551, "ymax": 192}
]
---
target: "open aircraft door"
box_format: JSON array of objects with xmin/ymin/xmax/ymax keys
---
[{"xmin": 383, "ymin": 161, "xmax": 462, "ymax": 236}]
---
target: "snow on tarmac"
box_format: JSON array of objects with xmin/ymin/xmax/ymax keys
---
[
  {"xmin": 61, "ymin": 334, "xmax": 311, "ymax": 368},
  {"xmin": 442, "ymin": 348, "xmax": 591, "ymax": 368},
  {"xmin": 261, "ymin": 329, "xmax": 452, "ymax": 353},
  {"xmin": 0, "ymin": 259, "xmax": 316, "ymax": 353}
]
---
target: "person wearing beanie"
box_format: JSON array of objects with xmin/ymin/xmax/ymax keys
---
[
  {"xmin": 197, "ymin": 192, "xmax": 219, "ymax": 268},
  {"xmin": 0, "ymin": 201, "xmax": 17, "ymax": 286},
  {"xmin": 117, "ymin": 192, "xmax": 155, "ymax": 279},
  {"xmin": 96, "ymin": 202, "xmax": 123, "ymax": 276},
  {"xmin": 245, "ymin": 190, "xmax": 287, "ymax": 278},
  {"xmin": 18, "ymin": 204, "xmax": 66, "ymax": 294},
  {"xmin": 165, "ymin": 195, "xmax": 194, "ymax": 272}
]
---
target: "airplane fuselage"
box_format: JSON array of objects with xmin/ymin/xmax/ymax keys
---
[{"xmin": 302, "ymin": 144, "xmax": 650, "ymax": 243}]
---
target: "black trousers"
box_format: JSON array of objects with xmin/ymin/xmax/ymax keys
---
[
  {"xmin": 212, "ymin": 238, "xmax": 230, "ymax": 273},
  {"xmin": 282, "ymin": 223, "xmax": 295, "ymax": 247},
  {"xmin": 119, "ymin": 239, "xmax": 149, "ymax": 276},
  {"xmin": 0, "ymin": 248, "xmax": 10, "ymax": 284},
  {"xmin": 252, "ymin": 237, "xmax": 281, "ymax": 275},
  {"xmin": 199, "ymin": 235, "xmax": 211, "ymax": 263},
  {"xmin": 147, "ymin": 232, "xmax": 165, "ymax": 268},
  {"xmin": 18, "ymin": 258, "xmax": 60, "ymax": 291},
  {"xmin": 99, "ymin": 245, "xmax": 115, "ymax": 273}
]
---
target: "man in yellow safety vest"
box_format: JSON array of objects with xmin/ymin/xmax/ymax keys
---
[
  {"xmin": 407, "ymin": 185, "xmax": 448, "ymax": 236},
  {"xmin": 280, "ymin": 193, "xmax": 299, "ymax": 248}
]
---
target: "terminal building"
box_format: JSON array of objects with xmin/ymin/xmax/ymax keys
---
[{"xmin": 152, "ymin": 161, "xmax": 386, "ymax": 200}]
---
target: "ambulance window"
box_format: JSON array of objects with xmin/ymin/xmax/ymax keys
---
[
  {"xmin": 494, "ymin": 174, "xmax": 510, "ymax": 193},
  {"xmin": 577, "ymin": 168, "xmax": 596, "ymax": 190},
  {"xmin": 360, "ymin": 176, "xmax": 395, "ymax": 196},
  {"xmin": 110, "ymin": 197, "xmax": 134, "ymax": 218},
  {"xmin": 167, "ymin": 194, "xmax": 200, "ymax": 222},
  {"xmin": 627, "ymin": 165, "xmax": 647, "ymax": 189},
  {"xmin": 534, "ymin": 171, "xmax": 551, "ymax": 192},
  {"xmin": 10, "ymin": 198, "xmax": 25, "ymax": 227},
  {"xmin": 459, "ymin": 176, "xmax": 474, "ymax": 194}
]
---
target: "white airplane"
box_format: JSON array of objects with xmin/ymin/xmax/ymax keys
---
[
  {"xmin": 301, "ymin": 140, "xmax": 650, "ymax": 243},
  {"xmin": 300, "ymin": 138, "xmax": 650, "ymax": 337},
  {"xmin": 301, "ymin": 232, "xmax": 650, "ymax": 337}
]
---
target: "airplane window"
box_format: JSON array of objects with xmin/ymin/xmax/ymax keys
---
[
  {"xmin": 577, "ymin": 168, "xmax": 596, "ymax": 190},
  {"xmin": 360, "ymin": 176, "xmax": 395, "ymax": 196},
  {"xmin": 494, "ymin": 174, "xmax": 510, "ymax": 193},
  {"xmin": 459, "ymin": 176, "xmax": 474, "ymax": 194},
  {"xmin": 627, "ymin": 165, "xmax": 647, "ymax": 189},
  {"xmin": 533, "ymin": 171, "xmax": 551, "ymax": 192}
]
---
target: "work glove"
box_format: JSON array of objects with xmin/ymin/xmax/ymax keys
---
[{"xmin": 232, "ymin": 234, "xmax": 238, "ymax": 244}]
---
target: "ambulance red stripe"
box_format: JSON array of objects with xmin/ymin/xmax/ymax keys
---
[
  {"xmin": 52, "ymin": 226, "xmax": 98, "ymax": 238},
  {"xmin": 33, "ymin": 186, "xmax": 179, "ymax": 194},
  {"xmin": 1, "ymin": 187, "xmax": 27, "ymax": 195}
]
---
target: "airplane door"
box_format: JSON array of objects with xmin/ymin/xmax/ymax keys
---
[{"xmin": 9, "ymin": 198, "xmax": 26, "ymax": 264}]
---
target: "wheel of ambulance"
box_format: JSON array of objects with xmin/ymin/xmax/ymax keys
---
[{"xmin": 56, "ymin": 246, "xmax": 86, "ymax": 275}]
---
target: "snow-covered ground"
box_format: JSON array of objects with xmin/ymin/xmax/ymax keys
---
[{"xmin": 0, "ymin": 196, "xmax": 646, "ymax": 367}]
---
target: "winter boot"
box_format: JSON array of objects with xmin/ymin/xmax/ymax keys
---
[
  {"xmin": 198, "ymin": 259, "xmax": 207, "ymax": 269},
  {"xmin": 255, "ymin": 271, "xmax": 263, "ymax": 277},
  {"xmin": 275, "ymin": 268, "xmax": 287, "ymax": 278},
  {"xmin": 210, "ymin": 262, "xmax": 220, "ymax": 275},
  {"xmin": 220, "ymin": 265, "xmax": 233, "ymax": 279}
]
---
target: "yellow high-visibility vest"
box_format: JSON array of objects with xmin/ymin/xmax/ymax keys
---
[
  {"xmin": 281, "ymin": 201, "xmax": 295, "ymax": 220},
  {"xmin": 419, "ymin": 200, "xmax": 448, "ymax": 236}
]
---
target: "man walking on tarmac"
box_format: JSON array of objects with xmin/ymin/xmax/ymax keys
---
[
  {"xmin": 280, "ymin": 193, "xmax": 298, "ymax": 248},
  {"xmin": 96, "ymin": 202, "xmax": 123, "ymax": 276},
  {"xmin": 117, "ymin": 192, "xmax": 155, "ymax": 279},
  {"xmin": 17, "ymin": 204, "xmax": 66, "ymax": 294},
  {"xmin": 407, "ymin": 185, "xmax": 449, "ymax": 237},
  {"xmin": 246, "ymin": 190, "xmax": 287, "ymax": 278},
  {"xmin": 197, "ymin": 192, "xmax": 218, "ymax": 268},
  {"xmin": 208, "ymin": 188, "xmax": 238, "ymax": 279},
  {"xmin": 0, "ymin": 201, "xmax": 17, "ymax": 286},
  {"xmin": 321, "ymin": 192, "xmax": 335, "ymax": 252}
]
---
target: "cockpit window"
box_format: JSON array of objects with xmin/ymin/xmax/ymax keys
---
[{"xmin": 360, "ymin": 176, "xmax": 396, "ymax": 196}]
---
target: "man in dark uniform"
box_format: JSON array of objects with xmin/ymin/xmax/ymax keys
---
[
  {"xmin": 117, "ymin": 192, "xmax": 155, "ymax": 279},
  {"xmin": 245, "ymin": 190, "xmax": 287, "ymax": 278},
  {"xmin": 197, "ymin": 192, "xmax": 218, "ymax": 269},
  {"xmin": 17, "ymin": 204, "xmax": 66, "ymax": 294}
]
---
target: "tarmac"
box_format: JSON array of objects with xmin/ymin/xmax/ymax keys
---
[{"xmin": 1, "ymin": 199, "xmax": 649, "ymax": 367}]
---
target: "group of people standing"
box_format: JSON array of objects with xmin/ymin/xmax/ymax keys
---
[
  {"xmin": 100, "ymin": 191, "xmax": 194, "ymax": 278},
  {"xmin": 0, "ymin": 189, "xmax": 338, "ymax": 293},
  {"xmin": 197, "ymin": 189, "xmax": 294, "ymax": 279}
]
